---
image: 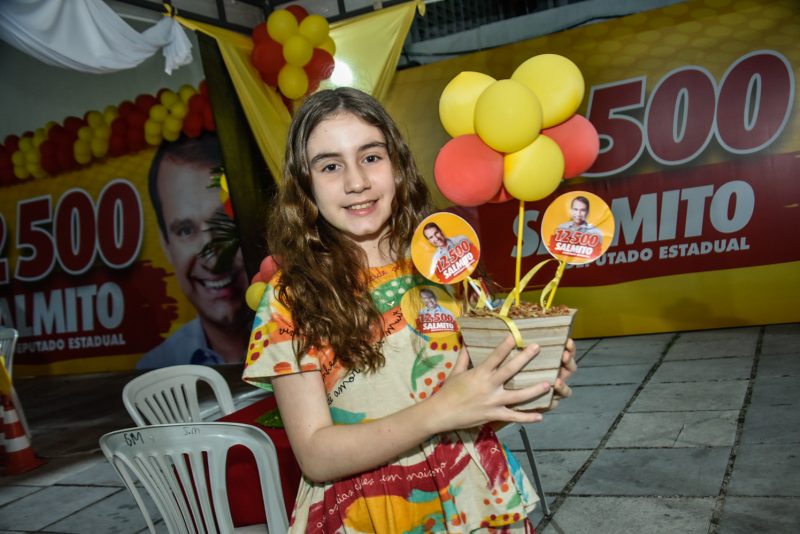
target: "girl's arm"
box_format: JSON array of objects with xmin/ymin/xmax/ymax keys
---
[{"xmin": 273, "ymin": 335, "xmax": 551, "ymax": 483}]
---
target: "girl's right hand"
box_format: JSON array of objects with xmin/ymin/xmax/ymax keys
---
[{"xmin": 428, "ymin": 335, "xmax": 552, "ymax": 433}]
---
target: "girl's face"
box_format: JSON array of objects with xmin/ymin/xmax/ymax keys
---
[{"xmin": 306, "ymin": 111, "xmax": 396, "ymax": 252}]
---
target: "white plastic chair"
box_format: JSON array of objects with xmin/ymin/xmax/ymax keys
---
[
  {"xmin": 123, "ymin": 365, "xmax": 236, "ymax": 426},
  {"xmin": 100, "ymin": 422, "xmax": 288, "ymax": 534}
]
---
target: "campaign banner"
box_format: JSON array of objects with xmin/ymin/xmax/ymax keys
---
[
  {"xmin": 385, "ymin": 0, "xmax": 800, "ymax": 337},
  {"xmin": 1, "ymin": 150, "xmax": 199, "ymax": 375}
]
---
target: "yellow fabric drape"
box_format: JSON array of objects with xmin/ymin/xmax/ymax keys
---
[{"xmin": 176, "ymin": 1, "xmax": 421, "ymax": 182}]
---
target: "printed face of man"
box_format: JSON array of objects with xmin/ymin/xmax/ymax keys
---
[
  {"xmin": 424, "ymin": 226, "xmax": 447, "ymax": 249},
  {"xmin": 156, "ymin": 158, "xmax": 249, "ymax": 328},
  {"xmin": 570, "ymin": 198, "xmax": 589, "ymax": 226},
  {"xmin": 421, "ymin": 291, "xmax": 437, "ymax": 310}
]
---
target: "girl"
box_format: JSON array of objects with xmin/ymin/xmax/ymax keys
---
[{"xmin": 244, "ymin": 87, "xmax": 576, "ymax": 533}]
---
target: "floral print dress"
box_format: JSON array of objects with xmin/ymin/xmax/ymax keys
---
[{"xmin": 243, "ymin": 259, "xmax": 538, "ymax": 533}]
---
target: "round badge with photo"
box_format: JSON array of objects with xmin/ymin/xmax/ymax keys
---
[
  {"xmin": 541, "ymin": 191, "xmax": 615, "ymax": 264},
  {"xmin": 400, "ymin": 284, "xmax": 460, "ymax": 338},
  {"xmin": 411, "ymin": 212, "xmax": 480, "ymax": 284}
]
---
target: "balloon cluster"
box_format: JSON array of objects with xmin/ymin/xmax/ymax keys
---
[
  {"xmin": 434, "ymin": 54, "xmax": 600, "ymax": 207},
  {"xmin": 245, "ymin": 255, "xmax": 280, "ymax": 311},
  {"xmin": 0, "ymin": 81, "xmax": 216, "ymax": 187},
  {"xmin": 251, "ymin": 5, "xmax": 336, "ymax": 101}
]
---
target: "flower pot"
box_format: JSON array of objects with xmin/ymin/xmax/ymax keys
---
[{"xmin": 458, "ymin": 308, "xmax": 577, "ymax": 410}]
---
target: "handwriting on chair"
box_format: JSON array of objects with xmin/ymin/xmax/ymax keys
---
[
  {"xmin": 124, "ymin": 431, "xmax": 144, "ymax": 446},
  {"xmin": 183, "ymin": 426, "xmax": 199, "ymax": 436}
]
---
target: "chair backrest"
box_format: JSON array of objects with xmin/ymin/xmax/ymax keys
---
[
  {"xmin": 100, "ymin": 422, "xmax": 289, "ymax": 534},
  {"xmin": 123, "ymin": 365, "xmax": 236, "ymax": 426},
  {"xmin": 0, "ymin": 327, "xmax": 19, "ymax": 378}
]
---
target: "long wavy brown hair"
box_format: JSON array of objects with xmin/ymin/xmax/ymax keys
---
[{"xmin": 268, "ymin": 88, "xmax": 431, "ymax": 372}]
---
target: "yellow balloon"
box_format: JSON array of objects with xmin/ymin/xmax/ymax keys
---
[
  {"xmin": 31, "ymin": 166, "xmax": 47, "ymax": 179},
  {"xmin": 144, "ymin": 119, "xmax": 162, "ymax": 137},
  {"xmin": 94, "ymin": 124, "xmax": 111, "ymax": 140},
  {"xmin": 78, "ymin": 126, "xmax": 94, "ymax": 142},
  {"xmin": 246, "ymin": 282, "xmax": 267, "ymax": 311},
  {"xmin": 19, "ymin": 137, "xmax": 33, "ymax": 152},
  {"xmin": 278, "ymin": 64, "xmax": 309, "ymax": 100},
  {"xmin": 160, "ymin": 90, "xmax": 179, "ymax": 109},
  {"xmin": 103, "ymin": 105, "xmax": 119, "ymax": 124},
  {"xmin": 25, "ymin": 149, "xmax": 40, "ymax": 163},
  {"xmin": 319, "ymin": 36, "xmax": 336, "ymax": 56},
  {"xmin": 86, "ymin": 111, "xmax": 104, "ymax": 129},
  {"xmin": 512, "ymin": 54, "xmax": 585, "ymax": 128},
  {"xmin": 474, "ymin": 79, "xmax": 542, "ymax": 153},
  {"xmin": 164, "ymin": 115, "xmax": 183, "ymax": 133},
  {"xmin": 298, "ymin": 14, "xmax": 329, "ymax": 47},
  {"xmin": 11, "ymin": 150, "xmax": 25, "ymax": 167},
  {"xmin": 503, "ymin": 135, "xmax": 565, "ymax": 201},
  {"xmin": 13, "ymin": 165, "xmax": 30, "ymax": 179},
  {"xmin": 438, "ymin": 71, "xmax": 496, "ymax": 138},
  {"xmin": 283, "ymin": 34, "xmax": 313, "ymax": 67},
  {"xmin": 90, "ymin": 138, "xmax": 108, "ymax": 158},
  {"xmin": 162, "ymin": 128, "xmax": 181, "ymax": 142},
  {"xmin": 170, "ymin": 101, "xmax": 188, "ymax": 120},
  {"xmin": 74, "ymin": 140, "xmax": 92, "ymax": 165},
  {"xmin": 267, "ymin": 9, "xmax": 298, "ymax": 44},
  {"xmin": 178, "ymin": 84, "xmax": 197, "ymax": 103},
  {"xmin": 145, "ymin": 133, "xmax": 163, "ymax": 146},
  {"xmin": 33, "ymin": 129, "xmax": 47, "ymax": 147},
  {"xmin": 150, "ymin": 104, "xmax": 168, "ymax": 122}
]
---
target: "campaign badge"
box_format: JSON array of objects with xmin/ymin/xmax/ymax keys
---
[
  {"xmin": 400, "ymin": 285, "xmax": 460, "ymax": 338},
  {"xmin": 412, "ymin": 212, "xmax": 480, "ymax": 284},
  {"xmin": 542, "ymin": 191, "xmax": 615, "ymax": 264}
]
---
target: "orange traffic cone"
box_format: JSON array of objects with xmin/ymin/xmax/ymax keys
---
[{"xmin": 1, "ymin": 393, "xmax": 45, "ymax": 475}]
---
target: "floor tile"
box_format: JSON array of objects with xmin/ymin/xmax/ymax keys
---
[
  {"xmin": 607, "ymin": 410, "xmax": 738, "ymax": 448},
  {"xmin": 749, "ymin": 376, "xmax": 800, "ymax": 409},
  {"xmin": 568, "ymin": 363, "xmax": 652, "ymax": 386},
  {"xmin": 578, "ymin": 345, "xmax": 665, "ymax": 367},
  {"xmin": 0, "ymin": 485, "xmax": 119, "ymax": 531},
  {"xmin": 757, "ymin": 353, "xmax": 800, "ymax": 379},
  {"xmin": 0, "ymin": 485, "xmax": 41, "ymax": 507},
  {"xmin": 760, "ymin": 324, "xmax": 800, "ymax": 356},
  {"xmin": 511, "ymin": 449, "xmax": 593, "ymax": 495},
  {"xmin": 739, "ymin": 404, "xmax": 800, "ymax": 444},
  {"xmin": 718, "ymin": 497, "xmax": 800, "ymax": 534},
  {"xmin": 650, "ymin": 357, "xmax": 752, "ymax": 383},
  {"xmin": 540, "ymin": 496, "xmax": 715, "ymax": 534},
  {"xmin": 551, "ymin": 384, "xmax": 638, "ymax": 414},
  {"xmin": 572, "ymin": 447, "xmax": 730, "ymax": 496},
  {"xmin": 665, "ymin": 335, "xmax": 758, "ymax": 360},
  {"xmin": 44, "ymin": 489, "xmax": 152, "ymax": 534},
  {"xmin": 629, "ymin": 381, "xmax": 748, "ymax": 412},
  {"xmin": 502, "ymin": 412, "xmax": 618, "ymax": 450},
  {"xmin": 728, "ymin": 444, "xmax": 800, "ymax": 496}
]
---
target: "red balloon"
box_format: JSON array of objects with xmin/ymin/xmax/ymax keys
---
[
  {"xmin": 434, "ymin": 134, "xmax": 504, "ymax": 207},
  {"xmin": 4, "ymin": 135, "xmax": 20, "ymax": 153},
  {"xmin": 110, "ymin": 117, "xmax": 128, "ymax": 137},
  {"xmin": 182, "ymin": 113, "xmax": 204, "ymax": 138},
  {"xmin": 304, "ymin": 48, "xmax": 334, "ymax": 82},
  {"xmin": 251, "ymin": 23, "xmax": 269, "ymax": 44},
  {"xmin": 259, "ymin": 255, "xmax": 279, "ymax": 282},
  {"xmin": 108, "ymin": 135, "xmax": 128, "ymax": 157},
  {"xmin": 285, "ymin": 4, "xmax": 309, "ymax": 22},
  {"xmin": 489, "ymin": 185, "xmax": 515, "ymax": 204},
  {"xmin": 56, "ymin": 144, "xmax": 77, "ymax": 170},
  {"xmin": 223, "ymin": 198, "xmax": 234, "ymax": 218},
  {"xmin": 127, "ymin": 128, "xmax": 146, "ymax": 152},
  {"xmin": 542, "ymin": 114, "xmax": 600, "ymax": 179},
  {"xmin": 135, "ymin": 94, "xmax": 159, "ymax": 114},
  {"xmin": 188, "ymin": 93, "xmax": 206, "ymax": 114},
  {"xmin": 127, "ymin": 110, "xmax": 147, "ymax": 130},
  {"xmin": 118, "ymin": 100, "xmax": 137, "ymax": 118},
  {"xmin": 40, "ymin": 140, "xmax": 60, "ymax": 174},
  {"xmin": 0, "ymin": 146, "xmax": 9, "ymax": 166},
  {"xmin": 47, "ymin": 124, "xmax": 69, "ymax": 146},
  {"xmin": 63, "ymin": 116, "xmax": 85, "ymax": 133},
  {"xmin": 251, "ymin": 271, "xmax": 264, "ymax": 285},
  {"xmin": 199, "ymin": 80, "xmax": 208, "ymax": 97},
  {"xmin": 251, "ymin": 38, "xmax": 285, "ymax": 84}
]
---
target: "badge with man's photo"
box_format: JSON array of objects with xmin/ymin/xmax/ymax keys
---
[
  {"xmin": 542, "ymin": 191, "xmax": 615, "ymax": 264},
  {"xmin": 400, "ymin": 285, "xmax": 460, "ymax": 338},
  {"xmin": 412, "ymin": 212, "xmax": 480, "ymax": 284}
]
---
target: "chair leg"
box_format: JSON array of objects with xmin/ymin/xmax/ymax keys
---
[{"xmin": 518, "ymin": 426, "xmax": 550, "ymax": 517}]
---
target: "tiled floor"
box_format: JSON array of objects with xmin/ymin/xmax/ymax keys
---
[{"xmin": 1, "ymin": 323, "xmax": 798, "ymax": 533}]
